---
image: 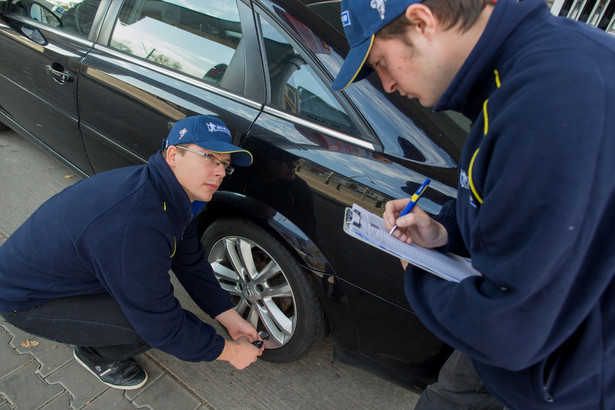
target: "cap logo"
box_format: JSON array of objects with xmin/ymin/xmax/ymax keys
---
[
  {"xmin": 178, "ymin": 128, "xmax": 188, "ymax": 140},
  {"xmin": 206, "ymin": 122, "xmax": 231, "ymax": 136},
  {"xmin": 370, "ymin": 0, "xmax": 386, "ymax": 20},
  {"xmin": 341, "ymin": 10, "xmax": 350, "ymax": 26}
]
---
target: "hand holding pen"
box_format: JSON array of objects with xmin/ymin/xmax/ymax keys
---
[
  {"xmin": 388, "ymin": 179, "xmax": 431, "ymax": 235},
  {"xmin": 384, "ymin": 178, "xmax": 449, "ymax": 249}
]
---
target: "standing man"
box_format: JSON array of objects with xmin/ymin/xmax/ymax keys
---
[
  {"xmin": 0, "ymin": 115, "xmax": 264, "ymax": 390},
  {"xmin": 333, "ymin": 0, "xmax": 614, "ymax": 409}
]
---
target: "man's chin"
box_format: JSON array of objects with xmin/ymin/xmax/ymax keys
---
[{"xmin": 193, "ymin": 191, "xmax": 215, "ymax": 203}]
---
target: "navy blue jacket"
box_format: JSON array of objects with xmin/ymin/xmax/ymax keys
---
[
  {"xmin": 405, "ymin": 0, "xmax": 615, "ymax": 408},
  {"xmin": 0, "ymin": 152, "xmax": 233, "ymax": 362}
]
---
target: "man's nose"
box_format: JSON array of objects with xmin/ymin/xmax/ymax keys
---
[
  {"xmin": 376, "ymin": 66, "xmax": 397, "ymax": 93},
  {"xmin": 376, "ymin": 69, "xmax": 397, "ymax": 94},
  {"xmin": 214, "ymin": 163, "xmax": 227, "ymax": 176}
]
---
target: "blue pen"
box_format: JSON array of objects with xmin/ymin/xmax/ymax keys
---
[{"xmin": 388, "ymin": 178, "xmax": 431, "ymax": 235}]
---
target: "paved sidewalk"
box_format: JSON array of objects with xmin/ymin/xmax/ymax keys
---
[{"xmin": 0, "ymin": 319, "xmax": 205, "ymax": 410}]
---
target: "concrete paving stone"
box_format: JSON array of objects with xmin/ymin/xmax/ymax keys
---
[
  {"xmin": 5, "ymin": 322, "xmax": 42, "ymax": 349},
  {"xmin": 0, "ymin": 331, "xmax": 32, "ymax": 380},
  {"xmin": 44, "ymin": 360, "xmax": 108, "ymax": 410},
  {"xmin": 130, "ymin": 374, "xmax": 202, "ymax": 410},
  {"xmin": 20, "ymin": 343, "xmax": 73, "ymax": 379},
  {"xmin": 81, "ymin": 388, "xmax": 138, "ymax": 410},
  {"xmin": 5, "ymin": 325, "xmax": 73, "ymax": 379},
  {"xmin": 38, "ymin": 392, "xmax": 72, "ymax": 410},
  {"xmin": 0, "ymin": 361, "xmax": 64, "ymax": 410},
  {"xmin": 0, "ymin": 131, "xmax": 81, "ymax": 235}
]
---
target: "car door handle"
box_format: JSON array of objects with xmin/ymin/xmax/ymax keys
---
[{"xmin": 46, "ymin": 64, "xmax": 73, "ymax": 85}]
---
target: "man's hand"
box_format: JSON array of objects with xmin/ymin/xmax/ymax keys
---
[
  {"xmin": 383, "ymin": 199, "xmax": 448, "ymax": 248},
  {"xmin": 216, "ymin": 308, "xmax": 259, "ymax": 341},
  {"xmin": 216, "ymin": 337, "xmax": 263, "ymax": 370},
  {"xmin": 215, "ymin": 309, "xmax": 264, "ymax": 369}
]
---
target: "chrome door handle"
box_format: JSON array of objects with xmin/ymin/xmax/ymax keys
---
[{"xmin": 46, "ymin": 64, "xmax": 73, "ymax": 84}]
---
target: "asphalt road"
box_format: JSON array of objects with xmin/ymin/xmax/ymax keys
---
[{"xmin": 0, "ymin": 128, "xmax": 421, "ymax": 409}]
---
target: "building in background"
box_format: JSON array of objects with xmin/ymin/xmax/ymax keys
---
[{"xmin": 550, "ymin": 0, "xmax": 615, "ymax": 34}]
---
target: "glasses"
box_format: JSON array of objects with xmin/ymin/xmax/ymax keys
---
[{"xmin": 176, "ymin": 146, "xmax": 234, "ymax": 175}]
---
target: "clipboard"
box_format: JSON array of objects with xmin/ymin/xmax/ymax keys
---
[{"xmin": 343, "ymin": 204, "xmax": 481, "ymax": 282}]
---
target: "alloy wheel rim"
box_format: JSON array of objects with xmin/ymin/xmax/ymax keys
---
[{"xmin": 208, "ymin": 235, "xmax": 296, "ymax": 348}]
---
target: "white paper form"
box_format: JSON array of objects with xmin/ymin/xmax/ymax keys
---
[{"xmin": 343, "ymin": 204, "xmax": 481, "ymax": 282}]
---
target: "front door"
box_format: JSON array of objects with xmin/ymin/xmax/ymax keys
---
[{"xmin": 0, "ymin": 0, "xmax": 105, "ymax": 173}]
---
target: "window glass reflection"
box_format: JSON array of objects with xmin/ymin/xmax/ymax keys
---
[
  {"xmin": 259, "ymin": 16, "xmax": 360, "ymax": 137},
  {"xmin": 9, "ymin": 0, "xmax": 102, "ymax": 37},
  {"xmin": 110, "ymin": 0, "xmax": 243, "ymax": 90}
]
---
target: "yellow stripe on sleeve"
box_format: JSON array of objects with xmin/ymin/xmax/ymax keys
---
[{"xmin": 468, "ymin": 149, "xmax": 484, "ymax": 204}]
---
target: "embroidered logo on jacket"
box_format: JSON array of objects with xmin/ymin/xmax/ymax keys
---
[
  {"xmin": 460, "ymin": 170, "xmax": 477, "ymax": 208},
  {"xmin": 459, "ymin": 170, "xmax": 470, "ymax": 190}
]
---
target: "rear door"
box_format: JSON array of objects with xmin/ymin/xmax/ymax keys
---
[
  {"xmin": 78, "ymin": 0, "xmax": 265, "ymax": 172},
  {"xmin": 0, "ymin": 0, "xmax": 107, "ymax": 173}
]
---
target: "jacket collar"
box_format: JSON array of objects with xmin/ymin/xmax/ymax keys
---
[
  {"xmin": 434, "ymin": 0, "xmax": 548, "ymax": 118},
  {"xmin": 146, "ymin": 151, "xmax": 192, "ymax": 226}
]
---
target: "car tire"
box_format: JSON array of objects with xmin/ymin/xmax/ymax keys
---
[{"xmin": 201, "ymin": 217, "xmax": 327, "ymax": 362}]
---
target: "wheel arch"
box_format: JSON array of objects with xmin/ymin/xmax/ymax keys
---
[{"xmin": 197, "ymin": 191, "xmax": 333, "ymax": 276}]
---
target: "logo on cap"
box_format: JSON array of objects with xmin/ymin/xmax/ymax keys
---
[
  {"xmin": 371, "ymin": 0, "xmax": 386, "ymax": 20},
  {"xmin": 341, "ymin": 10, "xmax": 350, "ymax": 26},
  {"xmin": 206, "ymin": 122, "xmax": 231, "ymax": 136},
  {"xmin": 179, "ymin": 128, "xmax": 187, "ymax": 140}
]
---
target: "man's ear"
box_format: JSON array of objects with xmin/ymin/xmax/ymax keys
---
[
  {"xmin": 165, "ymin": 146, "xmax": 178, "ymax": 168},
  {"xmin": 405, "ymin": 3, "xmax": 438, "ymax": 36}
]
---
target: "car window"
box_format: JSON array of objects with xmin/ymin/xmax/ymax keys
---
[
  {"xmin": 109, "ymin": 0, "xmax": 245, "ymax": 93},
  {"xmin": 258, "ymin": 15, "xmax": 360, "ymax": 137},
  {"xmin": 8, "ymin": 0, "xmax": 102, "ymax": 37}
]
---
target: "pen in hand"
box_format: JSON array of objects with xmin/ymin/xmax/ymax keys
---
[{"xmin": 388, "ymin": 178, "xmax": 431, "ymax": 235}]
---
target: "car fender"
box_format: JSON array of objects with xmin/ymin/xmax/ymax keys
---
[{"xmin": 198, "ymin": 190, "xmax": 332, "ymax": 275}]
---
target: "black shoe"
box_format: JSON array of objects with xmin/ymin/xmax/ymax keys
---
[{"xmin": 73, "ymin": 347, "xmax": 148, "ymax": 390}]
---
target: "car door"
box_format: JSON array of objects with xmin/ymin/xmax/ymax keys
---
[
  {"xmin": 0, "ymin": 0, "xmax": 107, "ymax": 173},
  {"xmin": 77, "ymin": 0, "xmax": 265, "ymax": 172},
  {"xmin": 229, "ymin": 0, "xmax": 465, "ymax": 374}
]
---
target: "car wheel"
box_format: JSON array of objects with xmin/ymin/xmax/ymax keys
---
[{"xmin": 201, "ymin": 217, "xmax": 327, "ymax": 362}]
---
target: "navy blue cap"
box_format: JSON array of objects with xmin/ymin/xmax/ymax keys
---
[
  {"xmin": 163, "ymin": 115, "xmax": 252, "ymax": 166},
  {"xmin": 332, "ymin": 0, "xmax": 422, "ymax": 91}
]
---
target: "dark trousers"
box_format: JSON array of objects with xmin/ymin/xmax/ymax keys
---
[
  {"xmin": 416, "ymin": 350, "xmax": 506, "ymax": 410},
  {"xmin": 1, "ymin": 293, "xmax": 150, "ymax": 365}
]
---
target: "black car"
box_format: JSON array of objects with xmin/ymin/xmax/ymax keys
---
[{"xmin": 0, "ymin": 0, "xmax": 471, "ymax": 389}]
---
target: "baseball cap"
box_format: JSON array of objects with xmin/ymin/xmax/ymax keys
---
[
  {"xmin": 163, "ymin": 115, "xmax": 252, "ymax": 166},
  {"xmin": 331, "ymin": 0, "xmax": 422, "ymax": 91}
]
